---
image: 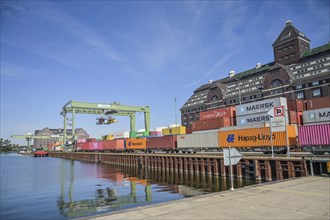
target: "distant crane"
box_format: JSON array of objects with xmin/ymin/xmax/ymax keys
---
[{"xmin": 11, "ymin": 133, "xmax": 63, "ymax": 149}]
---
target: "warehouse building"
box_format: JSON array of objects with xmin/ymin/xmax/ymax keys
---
[
  {"xmin": 181, "ymin": 20, "xmax": 330, "ymax": 130},
  {"xmin": 33, "ymin": 127, "xmax": 89, "ymax": 148}
]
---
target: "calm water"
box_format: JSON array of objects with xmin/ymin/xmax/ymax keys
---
[{"xmin": 0, "ymin": 153, "xmax": 259, "ymax": 219}]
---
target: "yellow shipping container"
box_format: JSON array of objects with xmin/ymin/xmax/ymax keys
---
[
  {"xmin": 219, "ymin": 125, "xmax": 297, "ymax": 148},
  {"xmin": 102, "ymin": 134, "xmax": 114, "ymax": 140},
  {"xmin": 126, "ymin": 138, "xmax": 147, "ymax": 150},
  {"xmin": 162, "ymin": 126, "xmax": 186, "ymax": 136}
]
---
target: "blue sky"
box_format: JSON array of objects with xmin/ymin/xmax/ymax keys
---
[{"xmin": 1, "ymin": 0, "xmax": 329, "ymax": 145}]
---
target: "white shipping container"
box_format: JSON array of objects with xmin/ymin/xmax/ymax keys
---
[
  {"xmin": 236, "ymin": 111, "xmax": 289, "ymax": 126},
  {"xmin": 303, "ymin": 107, "xmax": 330, "ymax": 124},
  {"xmin": 236, "ymin": 97, "xmax": 287, "ymax": 116},
  {"xmin": 114, "ymin": 131, "xmax": 130, "ymax": 139},
  {"xmin": 177, "ymin": 132, "xmax": 219, "ymax": 149}
]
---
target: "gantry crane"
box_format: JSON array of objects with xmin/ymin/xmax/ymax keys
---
[{"xmin": 60, "ymin": 100, "xmax": 150, "ymax": 145}]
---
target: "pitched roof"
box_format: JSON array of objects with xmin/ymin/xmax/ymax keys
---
[{"xmin": 272, "ymin": 20, "xmax": 310, "ymax": 47}]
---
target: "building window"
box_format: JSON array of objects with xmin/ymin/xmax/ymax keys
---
[
  {"xmin": 297, "ymin": 92, "xmax": 304, "ymax": 99},
  {"xmin": 296, "ymin": 84, "xmax": 302, "ymax": 89},
  {"xmin": 313, "ymin": 89, "xmax": 321, "ymax": 97},
  {"xmin": 211, "ymin": 95, "xmax": 219, "ymax": 102},
  {"xmin": 271, "ymin": 79, "xmax": 283, "ymax": 87},
  {"xmin": 312, "ymin": 81, "xmax": 319, "ymax": 86}
]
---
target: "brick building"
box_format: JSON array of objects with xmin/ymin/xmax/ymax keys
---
[
  {"xmin": 181, "ymin": 20, "xmax": 330, "ymax": 129},
  {"xmin": 33, "ymin": 127, "xmax": 89, "ymax": 148}
]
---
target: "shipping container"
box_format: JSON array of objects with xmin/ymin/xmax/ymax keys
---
[
  {"xmin": 113, "ymin": 131, "xmax": 130, "ymax": 139},
  {"xmin": 192, "ymin": 117, "xmax": 231, "ymax": 131},
  {"xmin": 177, "ymin": 132, "xmax": 219, "ymax": 149},
  {"xmin": 306, "ymin": 97, "xmax": 330, "ymax": 110},
  {"xmin": 162, "ymin": 126, "xmax": 186, "ymax": 136},
  {"xmin": 200, "ymin": 106, "xmax": 236, "ymax": 121},
  {"xmin": 150, "ymin": 131, "xmax": 162, "ymax": 136},
  {"xmin": 236, "ymin": 111, "xmax": 289, "ymax": 126},
  {"xmin": 186, "ymin": 127, "xmax": 193, "ymax": 134},
  {"xmin": 236, "ymin": 97, "xmax": 287, "ymax": 116},
  {"xmin": 289, "ymin": 111, "xmax": 298, "ymax": 124},
  {"xmin": 146, "ymin": 135, "xmax": 177, "ymax": 150},
  {"xmin": 89, "ymin": 141, "xmax": 103, "ymax": 150},
  {"xmin": 302, "ymin": 107, "xmax": 330, "ymax": 124},
  {"xmin": 298, "ymin": 124, "xmax": 330, "ymax": 146},
  {"xmin": 77, "ymin": 139, "xmax": 86, "ymax": 143},
  {"xmin": 219, "ymin": 125, "xmax": 297, "ymax": 148},
  {"xmin": 154, "ymin": 127, "xmax": 167, "ymax": 132},
  {"xmin": 136, "ymin": 131, "xmax": 150, "ymax": 137},
  {"xmin": 102, "ymin": 139, "xmax": 125, "ymax": 151},
  {"xmin": 219, "ymin": 123, "xmax": 270, "ymax": 132},
  {"xmin": 86, "ymin": 138, "xmax": 96, "ymax": 142},
  {"xmin": 125, "ymin": 138, "xmax": 147, "ymax": 150}
]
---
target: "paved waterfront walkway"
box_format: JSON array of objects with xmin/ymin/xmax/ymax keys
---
[{"xmin": 84, "ymin": 176, "xmax": 330, "ymax": 220}]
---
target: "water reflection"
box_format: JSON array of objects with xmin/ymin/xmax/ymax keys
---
[{"xmin": 57, "ymin": 161, "xmax": 259, "ymax": 218}]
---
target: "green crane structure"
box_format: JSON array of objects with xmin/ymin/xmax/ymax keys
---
[
  {"xmin": 60, "ymin": 100, "xmax": 150, "ymax": 145},
  {"xmin": 11, "ymin": 134, "xmax": 63, "ymax": 149}
]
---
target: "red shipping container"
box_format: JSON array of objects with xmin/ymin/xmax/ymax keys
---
[
  {"xmin": 89, "ymin": 141, "xmax": 103, "ymax": 150},
  {"xmin": 200, "ymin": 107, "xmax": 235, "ymax": 121},
  {"xmin": 86, "ymin": 138, "xmax": 96, "ymax": 142},
  {"xmin": 296, "ymin": 100, "xmax": 303, "ymax": 112},
  {"xmin": 146, "ymin": 135, "xmax": 177, "ymax": 150},
  {"xmin": 102, "ymin": 139, "xmax": 125, "ymax": 151},
  {"xmin": 81, "ymin": 142, "xmax": 90, "ymax": 150},
  {"xmin": 297, "ymin": 112, "xmax": 303, "ymax": 125},
  {"xmin": 192, "ymin": 117, "xmax": 231, "ymax": 131},
  {"xmin": 186, "ymin": 127, "xmax": 193, "ymax": 134},
  {"xmin": 289, "ymin": 111, "xmax": 298, "ymax": 124},
  {"xmin": 306, "ymin": 97, "xmax": 330, "ymax": 110}
]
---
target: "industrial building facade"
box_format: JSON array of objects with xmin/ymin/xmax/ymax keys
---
[
  {"xmin": 180, "ymin": 20, "xmax": 330, "ymax": 129},
  {"xmin": 33, "ymin": 127, "xmax": 89, "ymax": 148}
]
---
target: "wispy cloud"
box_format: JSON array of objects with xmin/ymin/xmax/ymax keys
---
[{"xmin": 0, "ymin": 61, "xmax": 24, "ymax": 76}]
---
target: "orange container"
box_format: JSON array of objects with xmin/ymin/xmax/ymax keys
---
[
  {"xmin": 219, "ymin": 125, "xmax": 297, "ymax": 148},
  {"xmin": 125, "ymin": 138, "xmax": 147, "ymax": 150}
]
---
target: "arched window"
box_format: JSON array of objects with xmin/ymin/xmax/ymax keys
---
[
  {"xmin": 271, "ymin": 79, "xmax": 283, "ymax": 87},
  {"xmin": 211, "ymin": 95, "xmax": 219, "ymax": 102}
]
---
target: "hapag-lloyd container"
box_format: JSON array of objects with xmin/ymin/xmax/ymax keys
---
[
  {"xmin": 146, "ymin": 135, "xmax": 177, "ymax": 150},
  {"xmin": 236, "ymin": 111, "xmax": 289, "ymax": 126},
  {"xmin": 177, "ymin": 131, "xmax": 219, "ymax": 149},
  {"xmin": 302, "ymin": 107, "xmax": 330, "ymax": 124},
  {"xmin": 298, "ymin": 124, "xmax": 330, "ymax": 146},
  {"xmin": 126, "ymin": 138, "xmax": 147, "ymax": 150},
  {"xmin": 236, "ymin": 97, "xmax": 287, "ymax": 117},
  {"xmin": 199, "ymin": 106, "xmax": 236, "ymax": 120},
  {"xmin": 219, "ymin": 125, "xmax": 297, "ymax": 147}
]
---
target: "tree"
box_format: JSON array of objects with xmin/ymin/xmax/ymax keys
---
[{"xmin": 0, "ymin": 138, "xmax": 13, "ymax": 152}]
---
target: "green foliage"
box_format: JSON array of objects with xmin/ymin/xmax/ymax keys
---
[{"xmin": 0, "ymin": 138, "xmax": 14, "ymax": 152}]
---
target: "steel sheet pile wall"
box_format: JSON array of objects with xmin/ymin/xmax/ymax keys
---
[
  {"xmin": 302, "ymin": 107, "xmax": 330, "ymax": 124},
  {"xmin": 298, "ymin": 124, "xmax": 330, "ymax": 146},
  {"xmin": 236, "ymin": 97, "xmax": 288, "ymax": 126},
  {"xmin": 177, "ymin": 132, "xmax": 219, "ymax": 149},
  {"xmin": 219, "ymin": 125, "xmax": 297, "ymax": 148}
]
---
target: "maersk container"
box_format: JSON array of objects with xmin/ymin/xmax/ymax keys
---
[
  {"xmin": 177, "ymin": 132, "xmax": 219, "ymax": 149},
  {"xmin": 219, "ymin": 125, "xmax": 297, "ymax": 148},
  {"xmin": 199, "ymin": 106, "xmax": 236, "ymax": 121},
  {"xmin": 162, "ymin": 126, "xmax": 186, "ymax": 136},
  {"xmin": 102, "ymin": 139, "xmax": 125, "ymax": 151},
  {"xmin": 125, "ymin": 138, "xmax": 147, "ymax": 150},
  {"xmin": 236, "ymin": 111, "xmax": 289, "ymax": 126},
  {"xmin": 298, "ymin": 124, "xmax": 330, "ymax": 146},
  {"xmin": 146, "ymin": 135, "xmax": 177, "ymax": 150},
  {"xmin": 302, "ymin": 107, "xmax": 330, "ymax": 124},
  {"xmin": 114, "ymin": 131, "xmax": 130, "ymax": 139},
  {"xmin": 236, "ymin": 97, "xmax": 287, "ymax": 117}
]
